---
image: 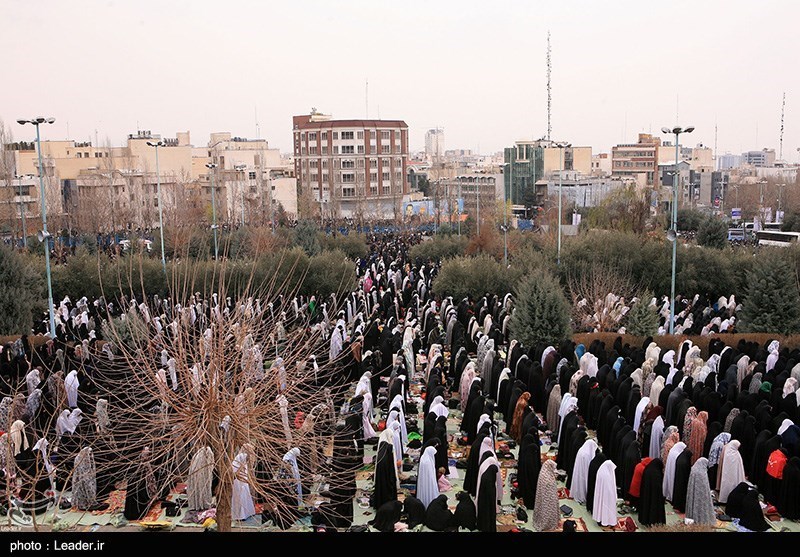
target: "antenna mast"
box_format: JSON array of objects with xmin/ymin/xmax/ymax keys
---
[
  {"xmin": 780, "ymin": 92, "xmax": 786, "ymax": 160},
  {"xmin": 546, "ymin": 31, "xmax": 552, "ymax": 141}
]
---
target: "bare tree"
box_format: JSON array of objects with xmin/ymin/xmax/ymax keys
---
[{"xmin": 568, "ymin": 263, "xmax": 639, "ymax": 333}]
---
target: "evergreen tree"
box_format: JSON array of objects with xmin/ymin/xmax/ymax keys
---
[
  {"xmin": 508, "ymin": 269, "xmax": 571, "ymax": 348},
  {"xmin": 626, "ymin": 291, "xmax": 659, "ymax": 337},
  {"xmin": 697, "ymin": 217, "xmax": 728, "ymax": 249},
  {"xmin": 293, "ymin": 219, "xmax": 321, "ymax": 256},
  {"xmin": 0, "ymin": 246, "xmax": 44, "ymax": 335},
  {"xmin": 740, "ymin": 253, "xmax": 800, "ymax": 334}
]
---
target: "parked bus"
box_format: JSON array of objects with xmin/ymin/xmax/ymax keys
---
[{"xmin": 756, "ymin": 230, "xmax": 800, "ymax": 247}]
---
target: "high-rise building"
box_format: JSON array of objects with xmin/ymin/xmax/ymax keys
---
[
  {"xmin": 612, "ymin": 133, "xmax": 661, "ymax": 187},
  {"xmin": 425, "ymin": 128, "xmax": 445, "ymax": 162},
  {"xmin": 292, "ymin": 110, "xmax": 409, "ymax": 218},
  {"xmin": 742, "ymin": 149, "xmax": 776, "ymax": 167}
]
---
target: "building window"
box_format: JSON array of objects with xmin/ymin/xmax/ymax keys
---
[
  {"xmin": 342, "ymin": 186, "xmax": 355, "ymax": 197},
  {"xmin": 309, "ymin": 132, "xmax": 317, "ymax": 141},
  {"xmin": 357, "ymin": 131, "xmax": 364, "ymax": 139},
  {"xmin": 381, "ymin": 131, "xmax": 390, "ymax": 140},
  {"xmin": 311, "ymin": 173, "xmax": 318, "ymax": 181},
  {"xmin": 332, "ymin": 132, "xmax": 338, "ymax": 140},
  {"xmin": 341, "ymin": 131, "xmax": 354, "ymax": 140},
  {"xmin": 370, "ymin": 172, "xmax": 378, "ymax": 183},
  {"xmin": 357, "ymin": 159, "xmax": 365, "ymax": 168},
  {"xmin": 357, "ymin": 145, "xmax": 365, "ymax": 154},
  {"xmin": 381, "ymin": 145, "xmax": 390, "ymax": 154},
  {"xmin": 370, "ymin": 184, "xmax": 378, "ymax": 195},
  {"xmin": 321, "ymin": 146, "xmax": 328, "ymax": 155},
  {"xmin": 395, "ymin": 130, "xmax": 401, "ymax": 141},
  {"xmin": 310, "ymin": 160, "xmax": 318, "ymax": 168},
  {"xmin": 394, "ymin": 145, "xmax": 401, "ymax": 154},
  {"xmin": 342, "ymin": 145, "xmax": 355, "ymax": 154},
  {"xmin": 309, "ymin": 146, "xmax": 317, "ymax": 155},
  {"xmin": 382, "ymin": 172, "xmax": 390, "ymax": 181},
  {"xmin": 322, "ymin": 160, "xmax": 328, "ymax": 169},
  {"xmin": 382, "ymin": 185, "xmax": 390, "ymax": 195},
  {"xmin": 249, "ymin": 171, "xmax": 257, "ymax": 179},
  {"xmin": 370, "ymin": 130, "xmax": 376, "ymax": 139},
  {"xmin": 342, "ymin": 160, "xmax": 355, "ymax": 169},
  {"xmin": 322, "ymin": 173, "xmax": 328, "ymax": 182},
  {"xmin": 333, "ymin": 146, "xmax": 339, "ymax": 154},
  {"xmin": 321, "ymin": 132, "xmax": 327, "ymax": 140},
  {"xmin": 342, "ymin": 173, "xmax": 355, "ymax": 183},
  {"xmin": 301, "ymin": 147, "xmax": 307, "ymax": 155},
  {"xmin": 77, "ymin": 152, "xmax": 82, "ymax": 158},
  {"xmin": 370, "ymin": 159, "xmax": 378, "ymax": 169},
  {"xmin": 383, "ymin": 158, "xmax": 391, "ymax": 168}
]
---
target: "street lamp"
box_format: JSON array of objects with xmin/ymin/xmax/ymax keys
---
[
  {"xmin": 554, "ymin": 141, "xmax": 571, "ymax": 266},
  {"xmin": 501, "ymin": 163, "xmax": 511, "ymax": 267},
  {"xmin": 234, "ymin": 164, "xmax": 247, "ymax": 226},
  {"xmin": 660, "ymin": 125, "xmax": 695, "ymax": 335},
  {"xmin": 17, "ymin": 117, "xmax": 56, "ymax": 338},
  {"xmin": 17, "ymin": 174, "xmax": 31, "ymax": 248},
  {"xmin": 205, "ymin": 163, "xmax": 219, "ymax": 259},
  {"xmin": 146, "ymin": 140, "xmax": 167, "ymax": 276}
]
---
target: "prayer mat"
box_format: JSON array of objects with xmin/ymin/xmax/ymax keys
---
[
  {"xmin": 497, "ymin": 513, "xmax": 518, "ymax": 526},
  {"xmin": 355, "ymin": 470, "xmax": 373, "ymax": 481},
  {"xmin": 94, "ymin": 490, "xmax": 125, "ymax": 515},
  {"xmin": 134, "ymin": 502, "xmax": 163, "ymax": 524},
  {"xmin": 556, "ymin": 517, "xmax": 588, "ymax": 532},
  {"xmin": 557, "ymin": 487, "xmax": 571, "ymax": 500},
  {"xmin": 500, "ymin": 459, "xmax": 518, "ymax": 468}
]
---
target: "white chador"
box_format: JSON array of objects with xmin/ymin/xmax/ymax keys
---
[
  {"xmin": 570, "ymin": 438, "xmax": 598, "ymax": 504},
  {"xmin": 663, "ymin": 441, "xmax": 686, "ymax": 500},
  {"xmin": 231, "ymin": 447, "xmax": 256, "ymax": 520},
  {"xmin": 416, "ymin": 446, "xmax": 439, "ymax": 508},
  {"xmin": 592, "ymin": 459, "xmax": 618, "ymax": 527},
  {"xmin": 64, "ymin": 371, "xmax": 80, "ymax": 408}
]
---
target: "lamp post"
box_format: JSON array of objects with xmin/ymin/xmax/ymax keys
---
[
  {"xmin": 554, "ymin": 141, "xmax": 571, "ymax": 266},
  {"xmin": 476, "ymin": 177, "xmax": 480, "ymax": 236},
  {"xmin": 205, "ymin": 163, "xmax": 219, "ymax": 259},
  {"xmin": 501, "ymin": 163, "xmax": 510, "ymax": 267},
  {"xmin": 234, "ymin": 164, "xmax": 246, "ymax": 226},
  {"xmin": 17, "ymin": 174, "xmax": 29, "ymax": 248},
  {"xmin": 146, "ymin": 140, "xmax": 167, "ymax": 276},
  {"xmin": 17, "ymin": 117, "xmax": 56, "ymax": 338},
  {"xmin": 660, "ymin": 125, "xmax": 694, "ymax": 335}
]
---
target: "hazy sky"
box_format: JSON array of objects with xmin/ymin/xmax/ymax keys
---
[{"xmin": 2, "ymin": 0, "xmax": 799, "ymax": 159}]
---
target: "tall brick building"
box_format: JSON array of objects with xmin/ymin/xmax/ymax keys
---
[{"xmin": 292, "ymin": 110, "xmax": 409, "ymax": 218}]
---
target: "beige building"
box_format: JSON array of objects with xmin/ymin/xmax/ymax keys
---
[{"xmin": 6, "ymin": 129, "xmax": 297, "ymax": 231}]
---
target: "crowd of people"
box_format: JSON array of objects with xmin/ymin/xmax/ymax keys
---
[{"xmin": 0, "ymin": 228, "xmax": 796, "ymax": 533}]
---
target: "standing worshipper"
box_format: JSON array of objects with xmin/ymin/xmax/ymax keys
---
[
  {"xmin": 416, "ymin": 446, "xmax": 439, "ymax": 508},
  {"xmin": 372, "ymin": 428, "xmax": 398, "ymax": 509},
  {"xmin": 685, "ymin": 457, "xmax": 716, "ymax": 525},
  {"xmin": 187, "ymin": 446, "xmax": 214, "ymax": 510},
  {"xmin": 231, "ymin": 444, "xmax": 256, "ymax": 521},
  {"xmin": 532, "ymin": 459, "xmax": 559, "ymax": 532},
  {"xmin": 475, "ymin": 453, "xmax": 502, "ymax": 532},
  {"xmin": 72, "ymin": 447, "xmax": 97, "ymax": 511},
  {"xmin": 638, "ymin": 458, "xmax": 666, "ymax": 526},
  {"xmin": 592, "ymin": 459, "xmax": 618, "ymax": 527},
  {"xmin": 123, "ymin": 447, "xmax": 156, "ymax": 520},
  {"xmin": 64, "ymin": 370, "xmax": 80, "ymax": 408},
  {"xmin": 718, "ymin": 440, "xmax": 746, "ymax": 505}
]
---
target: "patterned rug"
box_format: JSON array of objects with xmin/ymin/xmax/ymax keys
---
[
  {"xmin": 94, "ymin": 490, "xmax": 125, "ymax": 515},
  {"xmin": 557, "ymin": 487, "xmax": 571, "ymax": 500},
  {"xmin": 133, "ymin": 502, "xmax": 162, "ymax": 524}
]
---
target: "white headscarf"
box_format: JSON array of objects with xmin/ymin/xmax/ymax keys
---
[
  {"xmin": 362, "ymin": 392, "xmax": 377, "ymax": 439},
  {"xmin": 416, "ymin": 446, "xmax": 439, "ymax": 508},
  {"xmin": 767, "ymin": 341, "xmax": 780, "ymax": 373},
  {"xmin": 571, "ymin": 438, "xmax": 598, "ymax": 504},
  {"xmin": 64, "ymin": 370, "xmax": 80, "ymax": 408},
  {"xmin": 718, "ymin": 440, "xmax": 745, "ymax": 504},
  {"xmin": 779, "ymin": 419, "xmax": 794, "ymax": 436},
  {"xmin": 10, "ymin": 420, "xmax": 28, "ymax": 456},
  {"xmin": 663, "ymin": 441, "xmax": 686, "ymax": 500},
  {"xmin": 592, "ymin": 459, "xmax": 618, "ymax": 527},
  {"xmin": 430, "ymin": 396, "xmax": 448, "ymax": 419},
  {"xmin": 632, "ymin": 396, "xmax": 650, "ymax": 434},
  {"xmin": 282, "ymin": 447, "xmax": 303, "ymax": 506},
  {"xmin": 649, "ymin": 415, "xmax": 665, "ymax": 459},
  {"xmin": 475, "ymin": 454, "xmax": 503, "ymax": 512},
  {"xmin": 25, "ymin": 369, "xmax": 41, "ymax": 396}
]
